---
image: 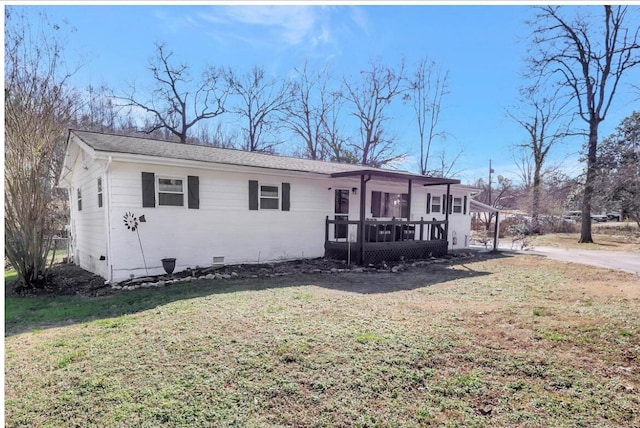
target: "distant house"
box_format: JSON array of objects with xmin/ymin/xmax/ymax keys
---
[{"xmin": 59, "ymin": 130, "xmax": 475, "ymax": 283}]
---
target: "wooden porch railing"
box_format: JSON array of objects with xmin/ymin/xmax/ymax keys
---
[{"xmin": 325, "ymin": 217, "xmax": 447, "ymax": 244}]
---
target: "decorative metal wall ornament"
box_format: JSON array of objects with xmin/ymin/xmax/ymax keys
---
[
  {"xmin": 123, "ymin": 212, "xmax": 139, "ymax": 231},
  {"xmin": 123, "ymin": 211, "xmax": 148, "ymax": 275}
]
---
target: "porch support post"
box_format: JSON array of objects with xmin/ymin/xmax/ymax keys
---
[
  {"xmin": 445, "ymin": 183, "xmax": 451, "ymax": 247},
  {"xmin": 359, "ymin": 174, "xmax": 367, "ymax": 264},
  {"xmin": 325, "ymin": 215, "xmax": 329, "ymax": 244},
  {"xmin": 493, "ymin": 211, "xmax": 500, "ymax": 251},
  {"xmin": 407, "ymin": 179, "xmax": 412, "ymax": 220}
]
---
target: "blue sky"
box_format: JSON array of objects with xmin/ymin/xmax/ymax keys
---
[{"xmin": 10, "ymin": 4, "xmax": 640, "ymax": 184}]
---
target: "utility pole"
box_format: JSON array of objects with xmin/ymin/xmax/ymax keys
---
[
  {"xmin": 488, "ymin": 159, "xmax": 496, "ymax": 232},
  {"xmin": 488, "ymin": 159, "xmax": 494, "ymax": 206}
]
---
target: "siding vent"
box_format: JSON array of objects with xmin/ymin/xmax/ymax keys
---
[{"xmin": 212, "ymin": 256, "xmax": 225, "ymax": 268}]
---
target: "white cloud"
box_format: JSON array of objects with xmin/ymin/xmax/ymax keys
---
[
  {"xmin": 348, "ymin": 7, "xmax": 369, "ymax": 35},
  {"xmin": 199, "ymin": 6, "xmax": 330, "ymax": 50}
]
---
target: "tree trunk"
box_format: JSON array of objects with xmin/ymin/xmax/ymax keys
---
[
  {"xmin": 531, "ymin": 167, "xmax": 542, "ymax": 234},
  {"xmin": 579, "ymin": 121, "xmax": 599, "ymax": 243}
]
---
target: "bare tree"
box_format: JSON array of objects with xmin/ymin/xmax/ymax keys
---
[
  {"xmin": 195, "ymin": 122, "xmax": 237, "ymax": 148},
  {"xmin": 117, "ymin": 42, "xmax": 227, "ymax": 144},
  {"xmin": 408, "ymin": 58, "xmax": 450, "ymax": 175},
  {"xmin": 507, "ymin": 86, "xmax": 575, "ymax": 232},
  {"xmin": 473, "ymin": 175, "xmax": 514, "ymax": 231},
  {"xmin": 427, "ymin": 147, "xmax": 464, "ymax": 178},
  {"xmin": 75, "ymin": 84, "xmax": 118, "ymax": 132},
  {"xmin": 319, "ymin": 87, "xmax": 353, "ymax": 163},
  {"xmin": 4, "ymin": 8, "xmax": 79, "ymax": 288},
  {"xmin": 343, "ymin": 59, "xmax": 407, "ymax": 167},
  {"xmin": 226, "ymin": 66, "xmax": 294, "ymax": 153},
  {"xmin": 595, "ymin": 111, "xmax": 640, "ymax": 225},
  {"xmin": 513, "ymin": 147, "xmax": 534, "ymax": 188},
  {"xmin": 528, "ymin": 5, "xmax": 640, "ymax": 242},
  {"xmin": 285, "ymin": 63, "xmax": 340, "ymax": 161}
]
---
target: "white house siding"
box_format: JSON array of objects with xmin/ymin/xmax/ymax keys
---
[
  {"xmin": 421, "ymin": 185, "xmax": 472, "ymax": 250},
  {"xmin": 106, "ymin": 161, "xmax": 359, "ymax": 282},
  {"xmin": 67, "ymin": 147, "xmax": 107, "ymax": 278}
]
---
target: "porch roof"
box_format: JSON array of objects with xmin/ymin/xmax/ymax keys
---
[
  {"xmin": 330, "ymin": 169, "xmax": 460, "ymax": 186},
  {"xmin": 470, "ymin": 199, "xmax": 500, "ymax": 213}
]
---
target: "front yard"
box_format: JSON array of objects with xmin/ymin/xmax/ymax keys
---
[{"xmin": 5, "ymin": 252, "xmax": 639, "ymax": 427}]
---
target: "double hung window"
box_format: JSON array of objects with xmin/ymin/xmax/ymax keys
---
[
  {"xmin": 453, "ymin": 197, "xmax": 463, "ymax": 214},
  {"xmin": 431, "ymin": 196, "xmax": 441, "ymax": 214},
  {"xmin": 158, "ymin": 178, "xmax": 184, "ymax": 207},
  {"xmin": 97, "ymin": 178, "xmax": 103, "ymax": 208},
  {"xmin": 260, "ymin": 185, "xmax": 279, "ymax": 209}
]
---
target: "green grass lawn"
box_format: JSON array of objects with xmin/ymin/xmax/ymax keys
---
[
  {"xmin": 5, "ymin": 269, "xmax": 18, "ymax": 283},
  {"xmin": 5, "ymin": 254, "xmax": 639, "ymax": 427}
]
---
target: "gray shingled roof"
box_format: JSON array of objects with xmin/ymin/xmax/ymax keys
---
[{"xmin": 70, "ymin": 129, "xmax": 459, "ymax": 184}]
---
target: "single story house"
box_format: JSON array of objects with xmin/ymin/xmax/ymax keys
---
[{"xmin": 59, "ymin": 130, "xmax": 476, "ymax": 283}]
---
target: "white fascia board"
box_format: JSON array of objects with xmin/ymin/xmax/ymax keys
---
[
  {"xmin": 92, "ymin": 151, "xmax": 335, "ymax": 180},
  {"xmin": 59, "ymin": 135, "xmax": 98, "ymax": 188},
  {"xmin": 71, "ymin": 134, "xmax": 98, "ymax": 160}
]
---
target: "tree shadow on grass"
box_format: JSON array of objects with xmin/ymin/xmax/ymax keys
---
[{"xmin": 4, "ymin": 251, "xmax": 513, "ymax": 337}]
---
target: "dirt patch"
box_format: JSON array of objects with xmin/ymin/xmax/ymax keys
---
[{"xmin": 6, "ymin": 263, "xmax": 108, "ymax": 298}]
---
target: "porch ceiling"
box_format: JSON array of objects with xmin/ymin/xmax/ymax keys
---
[{"xmin": 329, "ymin": 169, "xmax": 460, "ymax": 185}]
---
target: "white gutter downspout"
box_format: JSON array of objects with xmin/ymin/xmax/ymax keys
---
[{"xmin": 104, "ymin": 156, "xmax": 114, "ymax": 283}]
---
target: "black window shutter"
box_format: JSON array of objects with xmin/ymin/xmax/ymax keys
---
[
  {"xmin": 371, "ymin": 191, "xmax": 381, "ymax": 217},
  {"xmin": 442, "ymin": 194, "xmax": 446, "ymax": 214},
  {"xmin": 282, "ymin": 183, "xmax": 290, "ymax": 211},
  {"xmin": 249, "ymin": 180, "xmax": 259, "ymax": 210},
  {"xmin": 142, "ymin": 172, "xmax": 155, "ymax": 208},
  {"xmin": 188, "ymin": 176, "xmax": 199, "ymax": 209},
  {"xmin": 463, "ymin": 196, "xmax": 468, "ymax": 215},
  {"xmin": 426, "ymin": 193, "xmax": 431, "ymax": 214},
  {"xmin": 449, "ymin": 195, "xmax": 453, "ymax": 214}
]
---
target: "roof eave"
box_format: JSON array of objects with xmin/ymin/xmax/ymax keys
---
[
  {"xmin": 330, "ymin": 169, "xmax": 461, "ymax": 185},
  {"xmin": 91, "ymin": 150, "xmax": 339, "ymax": 178}
]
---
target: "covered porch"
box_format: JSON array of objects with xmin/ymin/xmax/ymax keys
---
[{"xmin": 323, "ymin": 169, "xmax": 460, "ymax": 265}]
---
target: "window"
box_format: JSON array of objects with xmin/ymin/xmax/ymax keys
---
[
  {"xmin": 97, "ymin": 178, "xmax": 103, "ymax": 208},
  {"xmin": 431, "ymin": 196, "xmax": 441, "ymax": 214},
  {"xmin": 372, "ymin": 191, "xmax": 408, "ymax": 218},
  {"xmin": 249, "ymin": 180, "xmax": 289, "ymax": 211},
  {"xmin": 260, "ymin": 185, "xmax": 279, "ymax": 209},
  {"xmin": 77, "ymin": 188, "xmax": 82, "ymax": 211},
  {"xmin": 158, "ymin": 177, "xmax": 184, "ymax": 206},
  {"xmin": 335, "ymin": 189, "xmax": 349, "ymax": 215},
  {"xmin": 142, "ymin": 172, "xmax": 199, "ymax": 209},
  {"xmin": 453, "ymin": 197, "xmax": 463, "ymax": 214},
  {"xmin": 334, "ymin": 189, "xmax": 350, "ymax": 239}
]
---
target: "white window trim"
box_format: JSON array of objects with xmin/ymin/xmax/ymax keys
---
[
  {"xmin": 430, "ymin": 196, "xmax": 441, "ymax": 214},
  {"xmin": 157, "ymin": 175, "xmax": 186, "ymax": 208},
  {"xmin": 453, "ymin": 197, "xmax": 463, "ymax": 214},
  {"xmin": 259, "ymin": 183, "xmax": 280, "ymax": 210}
]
